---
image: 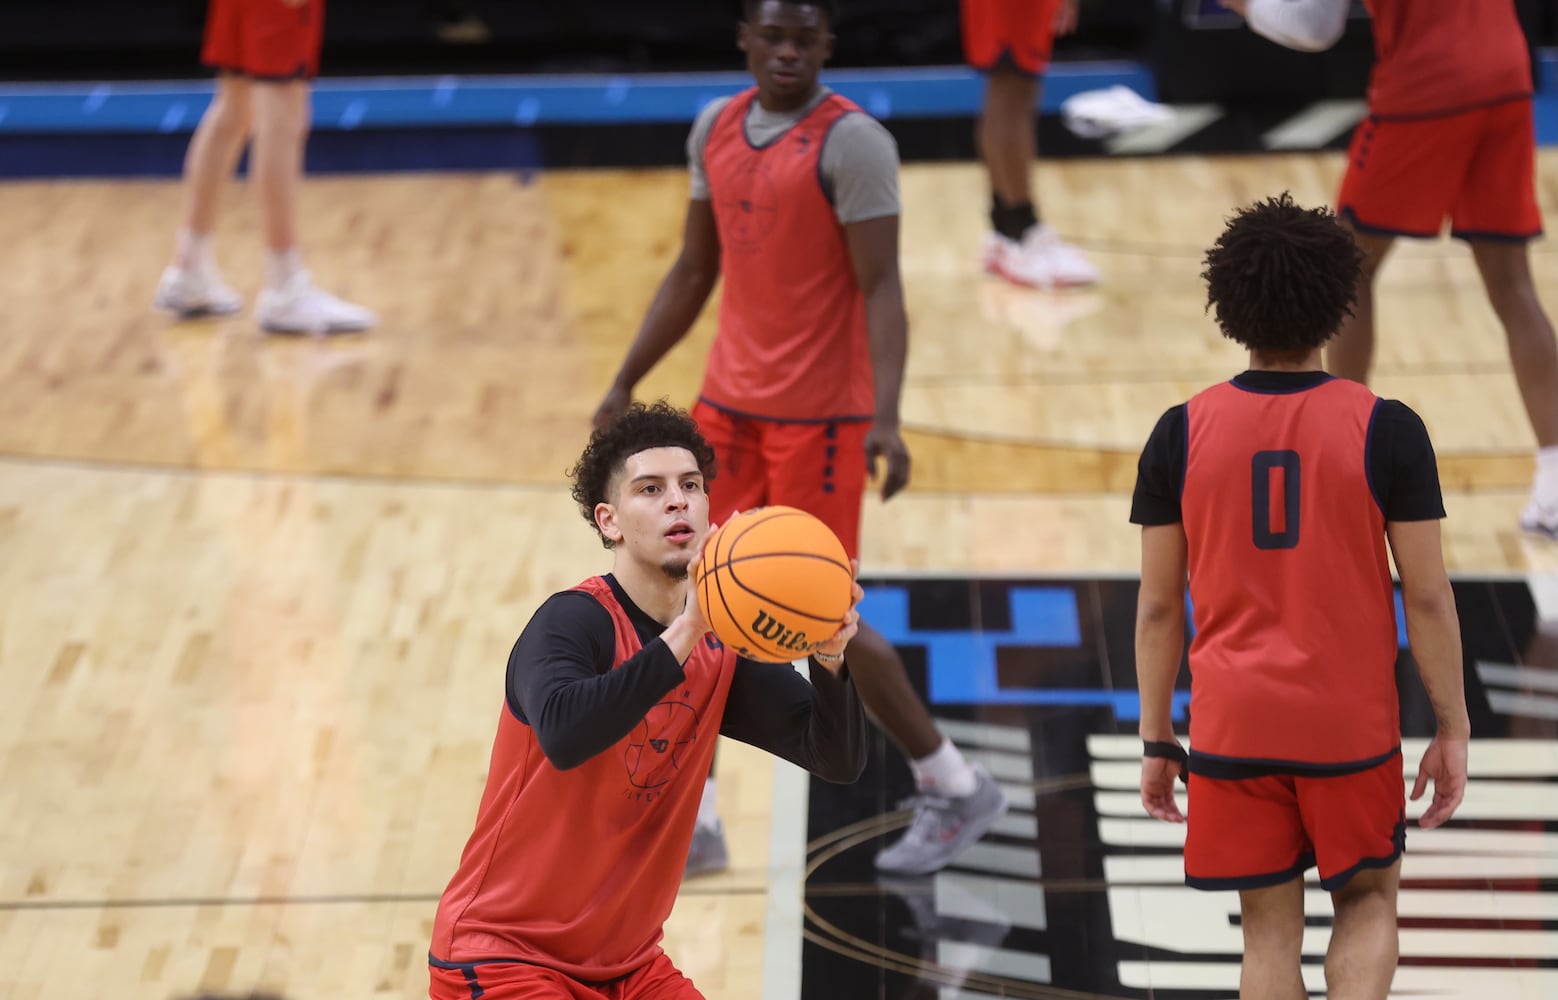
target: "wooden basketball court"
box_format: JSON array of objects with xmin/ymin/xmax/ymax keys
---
[{"xmin": 1, "ymin": 151, "xmax": 1555, "ymax": 998}]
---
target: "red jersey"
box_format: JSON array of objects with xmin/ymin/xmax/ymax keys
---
[
  {"xmin": 429, "ymin": 576, "xmax": 735, "ymax": 980},
  {"xmin": 1181, "ymin": 378, "xmax": 1399, "ymax": 766},
  {"xmin": 1363, "ymin": 0, "xmax": 1531, "ymax": 118},
  {"xmin": 699, "ymin": 88, "xmax": 874, "ymax": 422}
]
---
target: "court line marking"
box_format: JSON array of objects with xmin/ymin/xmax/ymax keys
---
[{"xmin": 763, "ymin": 756, "xmax": 810, "ymax": 1000}]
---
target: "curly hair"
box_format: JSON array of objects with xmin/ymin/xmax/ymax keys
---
[
  {"xmin": 1202, "ymin": 192, "xmax": 1364, "ymax": 358},
  {"xmin": 569, "ymin": 400, "xmax": 718, "ymax": 549}
]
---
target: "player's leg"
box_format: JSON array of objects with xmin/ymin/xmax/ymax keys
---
[
  {"xmin": 1325, "ymin": 861, "xmax": 1402, "ymax": 1000},
  {"xmin": 1330, "ymin": 113, "xmax": 1477, "ymax": 384},
  {"xmin": 1451, "ymin": 98, "xmax": 1558, "ymax": 535},
  {"xmin": 962, "ymin": 0, "xmax": 1096, "ymax": 289},
  {"xmin": 682, "ymin": 401, "xmax": 769, "ymax": 877},
  {"xmin": 249, "ymin": 77, "xmax": 376, "ymax": 335},
  {"xmin": 154, "ymin": 0, "xmax": 253, "ymax": 318},
  {"xmin": 249, "ymin": 79, "xmax": 308, "ymax": 278},
  {"xmin": 1236, "ymin": 879, "xmax": 1307, "ymax": 1000},
  {"xmin": 1184, "ymin": 770, "xmax": 1314, "ymax": 996},
  {"xmin": 1325, "ymin": 226, "xmax": 1394, "ymax": 385},
  {"xmin": 242, "ymin": 1, "xmax": 374, "ymax": 335},
  {"xmin": 1298, "ymin": 754, "xmax": 1407, "ymax": 999},
  {"xmin": 762, "ymin": 419, "xmax": 1007, "ymax": 874}
]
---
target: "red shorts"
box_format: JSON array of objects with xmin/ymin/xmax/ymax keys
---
[
  {"xmin": 1337, "ymin": 98, "xmax": 1543, "ymax": 241},
  {"xmin": 1184, "ymin": 752, "xmax": 1406, "ymax": 892},
  {"xmin": 961, "ymin": 0, "xmax": 1064, "ymax": 75},
  {"xmin": 429, "ymin": 953, "xmax": 703, "ymax": 1000},
  {"xmin": 691, "ymin": 400, "xmax": 868, "ymax": 560},
  {"xmin": 201, "ymin": 0, "xmax": 326, "ymax": 80}
]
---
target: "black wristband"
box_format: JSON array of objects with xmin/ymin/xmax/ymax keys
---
[
  {"xmin": 1143, "ymin": 740, "xmax": 1186, "ymax": 763},
  {"xmin": 1143, "ymin": 740, "xmax": 1188, "ymax": 782}
]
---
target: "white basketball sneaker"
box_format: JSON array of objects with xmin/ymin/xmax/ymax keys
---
[
  {"xmin": 982, "ymin": 225, "xmax": 1101, "ymax": 290},
  {"xmin": 256, "ymin": 271, "xmax": 376, "ymax": 335},
  {"xmin": 1521, "ymin": 493, "xmax": 1558, "ymax": 539},
  {"xmin": 153, "ymin": 264, "xmax": 243, "ymax": 318}
]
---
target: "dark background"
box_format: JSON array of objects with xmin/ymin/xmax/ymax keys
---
[{"xmin": 2, "ymin": 1, "xmax": 1552, "ymax": 101}]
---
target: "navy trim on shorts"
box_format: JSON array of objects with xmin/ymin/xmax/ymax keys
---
[
  {"xmin": 1449, "ymin": 227, "xmax": 1544, "ymax": 244},
  {"xmin": 1188, "ymin": 745, "xmax": 1401, "ymax": 781},
  {"xmin": 429, "ymin": 954, "xmax": 522, "ymax": 1000},
  {"xmin": 1187, "ymin": 852, "xmax": 1315, "ymax": 892},
  {"xmin": 204, "ymin": 63, "xmax": 314, "ymax": 82},
  {"xmin": 1368, "ymin": 91, "xmax": 1532, "ymax": 123},
  {"xmin": 428, "ymin": 953, "xmax": 636, "ymax": 994},
  {"xmin": 1319, "ymin": 815, "xmax": 1406, "ymax": 892},
  {"xmin": 696, "ymin": 395, "xmax": 873, "ymax": 425},
  {"xmin": 1337, "ymin": 206, "xmax": 1439, "ymax": 242},
  {"xmin": 969, "ymin": 48, "xmax": 1047, "ymax": 79}
]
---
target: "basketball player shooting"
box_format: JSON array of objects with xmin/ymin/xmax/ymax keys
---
[
  {"xmin": 1223, "ymin": 0, "xmax": 1558, "ymax": 538},
  {"xmin": 427, "ymin": 400, "xmax": 868, "ymax": 1000},
  {"xmin": 594, "ymin": 0, "xmax": 1009, "ymax": 879}
]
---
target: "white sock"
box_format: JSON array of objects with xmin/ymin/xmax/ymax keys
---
[
  {"xmin": 264, "ymin": 248, "xmax": 305, "ymax": 291},
  {"xmin": 696, "ymin": 777, "xmax": 720, "ymax": 831},
  {"xmin": 174, "ymin": 229, "xmax": 215, "ymax": 274},
  {"xmin": 910, "ymin": 738, "xmax": 978, "ymax": 797},
  {"xmin": 1536, "ymin": 446, "xmax": 1558, "ymax": 502}
]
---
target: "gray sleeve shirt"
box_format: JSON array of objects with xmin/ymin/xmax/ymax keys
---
[{"xmin": 686, "ymin": 90, "xmax": 900, "ymax": 225}]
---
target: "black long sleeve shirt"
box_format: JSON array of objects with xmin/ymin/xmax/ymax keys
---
[{"xmin": 505, "ymin": 574, "xmax": 868, "ymax": 784}]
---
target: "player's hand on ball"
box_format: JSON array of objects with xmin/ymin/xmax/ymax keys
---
[
  {"xmin": 812, "ymin": 560, "xmax": 863, "ymax": 671},
  {"xmin": 680, "ymin": 522, "xmax": 720, "ymax": 636}
]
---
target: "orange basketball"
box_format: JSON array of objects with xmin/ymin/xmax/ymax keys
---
[{"xmin": 693, "ymin": 506, "xmax": 853, "ymax": 663}]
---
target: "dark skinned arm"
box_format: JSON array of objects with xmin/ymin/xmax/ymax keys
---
[
  {"xmin": 844, "ymin": 214, "xmax": 911, "ymax": 500},
  {"xmin": 593, "ymin": 200, "xmax": 722, "ymax": 429}
]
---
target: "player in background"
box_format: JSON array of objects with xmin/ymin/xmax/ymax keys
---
[
  {"xmin": 1222, "ymin": 0, "xmax": 1558, "ymax": 537},
  {"xmin": 963, "ymin": 0, "xmax": 1099, "ymax": 288},
  {"xmin": 154, "ymin": 0, "xmax": 375, "ymax": 335},
  {"xmin": 1132, "ymin": 194, "xmax": 1469, "ymax": 1000},
  {"xmin": 594, "ymin": 0, "xmax": 1010, "ymax": 878}
]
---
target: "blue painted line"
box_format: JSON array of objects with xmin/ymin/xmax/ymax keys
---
[
  {"xmin": 0, "ymin": 50, "xmax": 1549, "ymax": 135},
  {"xmin": 0, "ymin": 62, "xmax": 1154, "ymax": 133},
  {"xmin": 158, "ymin": 102, "xmax": 186, "ymax": 133},
  {"xmin": 82, "ymin": 84, "xmax": 110, "ymax": 114},
  {"xmin": 431, "ymin": 75, "xmax": 457, "ymax": 108},
  {"xmin": 338, "ymin": 99, "xmax": 366, "ymax": 130}
]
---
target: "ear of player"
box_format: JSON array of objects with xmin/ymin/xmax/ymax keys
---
[{"xmin": 692, "ymin": 505, "xmax": 857, "ymax": 662}]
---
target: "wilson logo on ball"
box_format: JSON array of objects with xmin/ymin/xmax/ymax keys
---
[{"xmin": 751, "ymin": 609, "xmax": 815, "ymax": 654}]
